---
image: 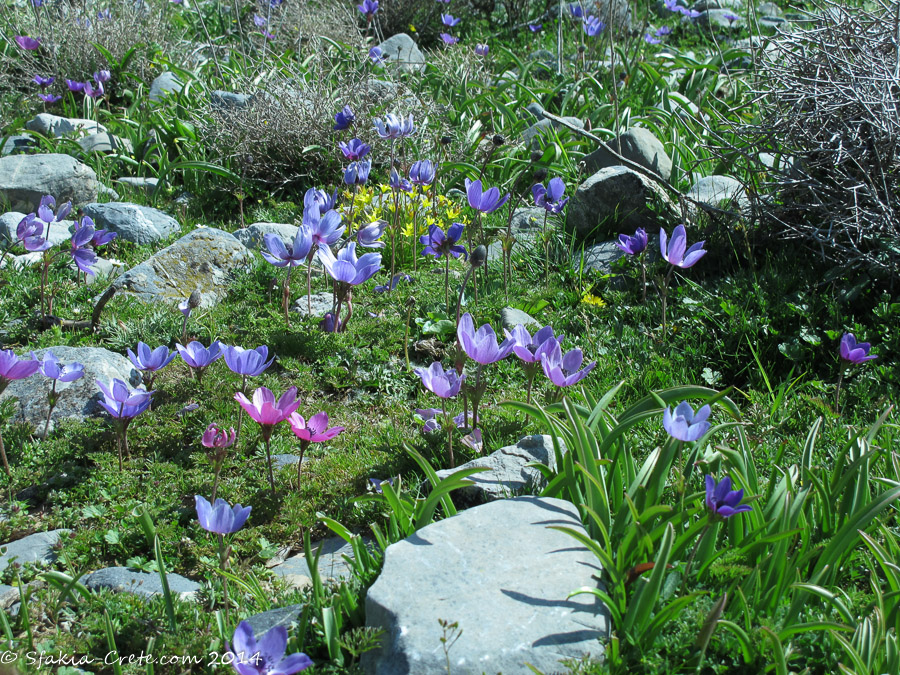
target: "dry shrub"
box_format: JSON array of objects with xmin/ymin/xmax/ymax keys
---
[
  {"xmin": 236, "ymin": 0, "xmax": 364, "ymax": 57},
  {"xmin": 736, "ymin": 0, "xmax": 900, "ymax": 275}
]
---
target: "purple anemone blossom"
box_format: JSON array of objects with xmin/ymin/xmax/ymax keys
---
[
  {"xmin": 358, "ymin": 220, "xmax": 388, "ymax": 248},
  {"xmin": 528, "ymin": 23, "xmax": 542, "ymax": 31},
  {"xmin": 303, "ymin": 187, "xmax": 338, "ymax": 216},
  {"xmin": 645, "ymin": 33, "xmax": 662, "ymax": 44},
  {"xmin": 408, "ymin": 160, "xmax": 435, "ymax": 186},
  {"xmin": 415, "ymin": 362, "xmax": 464, "ymax": 398},
  {"xmin": 420, "ymin": 223, "xmax": 467, "ymax": 259},
  {"xmin": 583, "ymin": 16, "xmax": 605, "ymax": 36},
  {"xmin": 475, "ymin": 43, "xmax": 489, "ymax": 56},
  {"xmin": 16, "ymin": 214, "xmax": 52, "ymax": 252},
  {"xmin": 39, "ymin": 352, "xmax": 84, "ymax": 382},
  {"xmin": 69, "ymin": 219, "xmax": 98, "ymax": 275},
  {"xmin": 94, "ymin": 69, "xmax": 111, "ymax": 83},
  {"xmin": 839, "ymin": 333, "xmax": 878, "ymax": 364},
  {"xmin": 569, "ymin": 3, "xmax": 584, "ymax": 18},
  {"xmin": 96, "ymin": 378, "xmax": 153, "ymax": 418},
  {"xmin": 723, "ymin": 12, "xmax": 740, "ymax": 23},
  {"xmin": 262, "ymin": 226, "xmax": 313, "ymax": 267},
  {"xmin": 0, "ymin": 350, "xmax": 39, "ymax": 394},
  {"xmin": 66, "ymin": 79, "xmax": 86, "ymax": 93},
  {"xmin": 374, "ymin": 272, "xmax": 412, "ymax": 292},
  {"xmin": 532, "ymin": 177, "xmax": 568, "ymax": 214},
  {"xmin": 540, "ymin": 338, "xmax": 595, "ymax": 387},
  {"xmin": 505, "ymin": 324, "xmax": 560, "ymax": 364},
  {"xmin": 374, "ymin": 113, "xmax": 415, "ymax": 139},
  {"xmin": 288, "ymin": 411, "xmax": 344, "ymax": 443},
  {"xmin": 33, "ymin": 75, "xmax": 54, "ymax": 88},
  {"xmin": 656, "ymin": 25, "xmax": 673, "ymax": 36},
  {"xmin": 369, "ymin": 46, "xmax": 386, "ymax": 64},
  {"xmin": 389, "ymin": 168, "xmax": 412, "ymax": 193},
  {"xmin": 439, "ymin": 33, "xmax": 459, "ymax": 45},
  {"xmin": 441, "ymin": 13, "xmax": 461, "ymax": 26},
  {"xmin": 333, "ymin": 105, "xmax": 355, "ymax": 131},
  {"xmin": 415, "ymin": 407, "xmax": 442, "ymax": 433},
  {"xmin": 253, "ymin": 13, "xmax": 267, "ymax": 26},
  {"xmin": 339, "ymin": 138, "xmax": 370, "ymax": 161},
  {"xmin": 176, "ymin": 340, "xmax": 223, "ymax": 383},
  {"xmin": 83, "ymin": 80, "xmax": 104, "ymax": 99},
  {"xmin": 705, "ymin": 475, "xmax": 752, "ymax": 520},
  {"xmin": 127, "ymin": 342, "xmax": 176, "ymax": 384},
  {"xmin": 319, "ymin": 312, "xmax": 344, "ymax": 333},
  {"xmin": 38, "ymin": 93, "xmax": 62, "ymax": 104},
  {"xmin": 195, "ymin": 495, "xmax": 251, "ymax": 535},
  {"xmin": 661, "ymin": 224, "xmax": 706, "ymax": 269},
  {"xmin": 465, "ymin": 178, "xmax": 509, "ymax": 214},
  {"xmin": 663, "ymin": 401, "xmax": 711, "ymax": 442},
  {"xmin": 343, "ymin": 159, "xmax": 371, "ymax": 185},
  {"xmin": 318, "ymin": 241, "xmax": 381, "ymax": 287},
  {"xmin": 234, "ymin": 386, "xmax": 300, "ymax": 436},
  {"xmin": 202, "ymin": 423, "xmax": 236, "ymax": 449},
  {"xmin": 616, "ymin": 228, "xmax": 648, "ymax": 256},
  {"xmin": 15, "ymin": 36, "xmax": 41, "ymax": 50},
  {"xmin": 223, "ymin": 345, "xmax": 274, "ymax": 377},
  {"xmin": 305, "ymin": 207, "xmax": 344, "ymax": 249},
  {"xmin": 457, "ymin": 313, "xmax": 515, "ymax": 365},
  {"xmin": 227, "ymin": 621, "xmax": 313, "ymax": 675},
  {"xmin": 357, "ymin": 0, "xmax": 379, "ymax": 17}
]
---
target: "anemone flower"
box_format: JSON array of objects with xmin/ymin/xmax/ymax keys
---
[
  {"xmin": 457, "ymin": 312, "xmax": 515, "ymax": 366},
  {"xmin": 333, "ymin": 105, "xmax": 355, "ymax": 131},
  {"xmin": 38, "ymin": 93, "xmax": 62, "ymax": 104},
  {"xmin": 528, "ymin": 23, "xmax": 542, "ymax": 31},
  {"xmin": 421, "ymin": 223, "xmax": 467, "ymax": 311},
  {"xmin": 15, "ymin": 36, "xmax": 41, "ymax": 50},
  {"xmin": 374, "ymin": 113, "xmax": 415, "ymax": 139},
  {"xmin": 358, "ymin": 220, "xmax": 388, "ymax": 248},
  {"xmin": 658, "ymin": 224, "xmax": 706, "ymax": 334},
  {"xmin": 583, "ymin": 16, "xmax": 605, "ymax": 36},
  {"xmin": 357, "ymin": 0, "xmax": 379, "ymax": 18},
  {"xmin": 317, "ymin": 241, "xmax": 381, "ymax": 333},
  {"xmin": 176, "ymin": 340, "xmax": 223, "ymax": 384},
  {"xmin": 343, "ymin": 159, "xmax": 371, "ymax": 185},
  {"xmin": 96, "ymin": 378, "xmax": 154, "ymax": 471},
  {"xmin": 0, "ymin": 350, "xmax": 39, "ymax": 474},
  {"xmin": 415, "ymin": 407, "xmax": 443, "ymax": 433},
  {"xmin": 369, "ymin": 46, "xmax": 386, "ymax": 64},
  {"xmin": 126, "ymin": 342, "xmax": 175, "ymax": 388},
  {"xmin": 83, "ymin": 80, "xmax": 104, "ymax": 99},
  {"xmin": 288, "ymin": 411, "xmax": 344, "ymax": 487},
  {"xmin": 234, "ymin": 386, "xmax": 301, "ymax": 494},
  {"xmin": 475, "ymin": 43, "xmax": 489, "ymax": 56},
  {"xmin": 94, "ymin": 69, "xmax": 111, "ymax": 83},
  {"xmin": 616, "ymin": 227, "xmax": 649, "ymax": 301},
  {"xmin": 465, "ymin": 178, "xmax": 509, "ymax": 215},
  {"xmin": 540, "ymin": 338, "xmax": 596, "ymax": 388},
  {"xmin": 389, "ymin": 168, "xmax": 412, "ymax": 193},
  {"xmin": 705, "ymin": 475, "xmax": 752, "ymax": 520},
  {"xmin": 339, "ymin": 138, "xmax": 370, "ymax": 161},
  {"xmin": 263, "ymin": 225, "xmax": 313, "ymax": 326},
  {"xmin": 662, "ymin": 401, "xmax": 711, "ymax": 442},
  {"xmin": 532, "ymin": 177, "xmax": 568, "ymax": 214},
  {"xmin": 414, "ymin": 362, "xmax": 465, "ymax": 467},
  {"xmin": 195, "ymin": 495, "xmax": 251, "ymax": 535},
  {"xmin": 66, "ymin": 79, "xmax": 85, "ymax": 93},
  {"xmin": 33, "ymin": 75, "xmax": 54, "ymax": 88},
  {"xmin": 38, "ymin": 351, "xmax": 83, "ymax": 438},
  {"xmin": 227, "ymin": 621, "xmax": 313, "ymax": 675},
  {"xmin": 16, "ymin": 214, "xmax": 51, "ymax": 252},
  {"xmin": 408, "ymin": 160, "xmax": 435, "ymax": 187},
  {"xmin": 441, "ymin": 13, "xmax": 461, "ymax": 26},
  {"xmin": 439, "ymin": 33, "xmax": 459, "ymax": 45},
  {"xmin": 504, "ymin": 324, "xmax": 560, "ymax": 402},
  {"xmin": 303, "ymin": 187, "xmax": 338, "ymax": 216},
  {"xmin": 224, "ymin": 345, "xmax": 274, "ymax": 378},
  {"xmin": 835, "ymin": 333, "xmax": 878, "ymax": 409},
  {"xmin": 374, "ymin": 272, "xmax": 412, "ymax": 293},
  {"xmin": 201, "ymin": 422, "xmax": 235, "ymax": 500},
  {"xmin": 69, "ymin": 218, "xmax": 97, "ymax": 275}
]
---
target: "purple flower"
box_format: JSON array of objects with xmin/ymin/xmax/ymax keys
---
[
  {"xmin": 663, "ymin": 401, "xmax": 711, "ymax": 442},
  {"xmin": 305, "ymin": 207, "xmax": 344, "ymax": 248},
  {"xmin": 415, "ymin": 362, "xmax": 464, "ymax": 398},
  {"xmin": 333, "ymin": 105, "xmax": 355, "ymax": 131},
  {"xmin": 374, "ymin": 272, "xmax": 412, "ymax": 292},
  {"xmin": 457, "ymin": 313, "xmax": 515, "ymax": 365},
  {"xmin": 420, "ymin": 223, "xmax": 467, "ymax": 259},
  {"xmin": 195, "ymin": 496, "xmax": 251, "ymax": 535},
  {"xmin": 415, "ymin": 407, "xmax": 442, "ymax": 433},
  {"xmin": 37, "ymin": 194, "xmax": 72, "ymax": 225},
  {"xmin": 664, "ymin": 0, "xmax": 680, "ymax": 11},
  {"xmin": 583, "ymin": 16, "xmax": 606, "ymax": 36},
  {"xmin": 343, "ymin": 159, "xmax": 371, "ymax": 185},
  {"xmin": 569, "ymin": 3, "xmax": 584, "ymax": 19},
  {"xmin": 656, "ymin": 26, "xmax": 673, "ymax": 36},
  {"xmin": 127, "ymin": 342, "xmax": 177, "ymax": 374},
  {"xmin": 645, "ymin": 33, "xmax": 662, "ymax": 44},
  {"xmin": 839, "ymin": 333, "xmax": 877, "ymax": 364},
  {"xmin": 253, "ymin": 13, "xmax": 267, "ymax": 26},
  {"xmin": 505, "ymin": 324, "xmax": 560, "ymax": 364},
  {"xmin": 465, "ymin": 178, "xmax": 510, "ymax": 214},
  {"xmin": 289, "ymin": 411, "xmax": 344, "ymax": 443},
  {"xmin": 303, "ymin": 187, "xmax": 338, "ymax": 216},
  {"xmin": 94, "ymin": 69, "xmax": 111, "ymax": 83},
  {"xmin": 66, "ymin": 79, "xmax": 86, "ymax": 93},
  {"xmin": 408, "ymin": 160, "xmax": 435, "ymax": 186},
  {"xmin": 38, "ymin": 93, "xmax": 62, "ymax": 104},
  {"xmin": 320, "ymin": 312, "xmax": 343, "ymax": 333},
  {"xmin": 532, "ymin": 177, "xmax": 568, "ymax": 214},
  {"xmin": 339, "ymin": 138, "xmax": 370, "ymax": 161},
  {"xmin": 318, "ymin": 241, "xmax": 381, "ymax": 286},
  {"xmin": 369, "ymin": 477, "xmax": 394, "ymax": 493},
  {"xmin": 84, "ymin": 80, "xmax": 104, "ymax": 99},
  {"xmin": 33, "ymin": 75, "xmax": 54, "ymax": 88},
  {"xmin": 439, "ymin": 33, "xmax": 459, "ymax": 45},
  {"xmin": 227, "ymin": 621, "xmax": 313, "ymax": 675},
  {"xmin": 0, "ymin": 350, "xmax": 40, "ymax": 394},
  {"xmin": 615, "ymin": 228, "xmax": 648, "ymax": 256},
  {"xmin": 461, "ymin": 428, "xmax": 483, "ymax": 453},
  {"xmin": 96, "ymin": 378, "xmax": 153, "ymax": 419},
  {"xmin": 97, "ymin": 8, "xmax": 112, "ymax": 19},
  {"xmin": 223, "ymin": 345, "xmax": 274, "ymax": 377},
  {"xmin": 679, "ymin": 7, "xmax": 701, "ymax": 18},
  {"xmin": 540, "ymin": 338, "xmax": 595, "ymax": 387},
  {"xmin": 15, "ymin": 36, "xmax": 41, "ymax": 50},
  {"xmin": 369, "ymin": 46, "xmax": 386, "ymax": 64},
  {"xmin": 475, "ymin": 43, "xmax": 489, "ymax": 56},
  {"xmin": 262, "ymin": 226, "xmax": 313, "ymax": 268},
  {"xmin": 90, "ymin": 227, "xmax": 117, "ymax": 247},
  {"xmin": 528, "ymin": 23, "xmax": 542, "ymax": 31},
  {"xmin": 389, "ymin": 168, "xmax": 412, "ymax": 193},
  {"xmin": 202, "ymin": 423, "xmax": 236, "ymax": 449},
  {"xmin": 234, "ymin": 386, "xmax": 300, "ymax": 433},
  {"xmin": 16, "ymin": 214, "xmax": 51, "ymax": 252},
  {"xmin": 374, "ymin": 113, "xmax": 414, "ymax": 139},
  {"xmin": 441, "ymin": 13, "xmax": 461, "ymax": 27},
  {"xmin": 357, "ymin": 0, "xmax": 379, "ymax": 17},
  {"xmin": 39, "ymin": 352, "xmax": 84, "ymax": 383},
  {"xmin": 660, "ymin": 224, "xmax": 707, "ymax": 269},
  {"xmin": 69, "ymin": 219, "xmax": 98, "ymax": 275},
  {"xmin": 358, "ymin": 220, "xmax": 388, "ymax": 248},
  {"xmin": 176, "ymin": 340, "xmax": 223, "ymax": 369},
  {"xmin": 723, "ymin": 12, "xmax": 740, "ymax": 23},
  {"xmin": 705, "ymin": 475, "xmax": 752, "ymax": 519}
]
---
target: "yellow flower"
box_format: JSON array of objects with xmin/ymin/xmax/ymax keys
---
[{"xmin": 581, "ymin": 292, "xmax": 606, "ymax": 308}]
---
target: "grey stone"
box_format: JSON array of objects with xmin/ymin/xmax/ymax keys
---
[
  {"xmin": 85, "ymin": 257, "xmax": 118, "ymax": 284},
  {"xmin": 109, "ymin": 227, "xmax": 253, "ymax": 307},
  {"xmin": 292, "ymin": 291, "xmax": 333, "ymax": 318},
  {"xmin": 522, "ymin": 117, "xmax": 585, "ymax": 149},
  {"xmin": 686, "ymin": 175, "xmax": 750, "ymax": 217},
  {"xmin": 1, "ymin": 135, "xmax": 36, "ymax": 157},
  {"xmin": 758, "ymin": 2, "xmax": 782, "ymax": 17},
  {"xmin": 273, "ymin": 454, "xmax": 302, "ymax": 469},
  {"xmin": 500, "ymin": 307, "xmax": 540, "ymax": 332},
  {"xmin": 0, "ymin": 347, "xmax": 142, "ymax": 437},
  {"xmin": 0, "ymin": 529, "xmax": 70, "ymax": 575},
  {"xmin": 367, "ymin": 78, "xmax": 398, "ymax": 100},
  {"xmin": 584, "ymin": 0, "xmax": 632, "ymax": 31},
  {"xmin": 434, "ymin": 435, "xmax": 561, "ymax": 505},
  {"xmin": 525, "ymin": 102, "xmax": 545, "ymax": 119},
  {"xmin": 582, "ymin": 127, "xmax": 672, "ymax": 182},
  {"xmin": 117, "ymin": 177, "xmax": 160, "ymax": 194},
  {"xmin": 81, "ymin": 567, "xmax": 200, "ymax": 600},
  {"xmin": 579, "ymin": 239, "xmax": 626, "ymax": 274},
  {"xmin": 81, "ymin": 202, "xmax": 180, "ymax": 245},
  {"xmin": 244, "ymin": 604, "xmax": 305, "ymax": 637},
  {"xmin": 0, "ymin": 212, "xmax": 74, "ymax": 247},
  {"xmin": 25, "ymin": 114, "xmax": 106, "ymax": 139},
  {"xmin": 698, "ymin": 9, "xmax": 744, "ymax": 28},
  {"xmin": 233, "ymin": 222, "xmax": 298, "ymax": 251},
  {"xmin": 0, "ymin": 154, "xmax": 99, "ymax": 212},
  {"xmin": 758, "ymin": 15, "xmax": 788, "ymax": 28},
  {"xmin": 566, "ymin": 166, "xmax": 676, "ymax": 239},
  {"xmin": 527, "ymin": 49, "xmax": 556, "ymax": 79},
  {"xmin": 77, "ymin": 133, "xmax": 133, "ymax": 154},
  {"xmin": 100, "ymin": 184, "xmax": 120, "ymax": 201},
  {"xmin": 692, "ymin": 0, "xmax": 742, "ymax": 11},
  {"xmin": 0, "ymin": 584, "xmax": 18, "ymax": 609},
  {"xmin": 149, "ymin": 71, "xmax": 183, "ymax": 102},
  {"xmin": 363, "ymin": 497, "xmax": 609, "ymax": 674},
  {"xmin": 0, "ymin": 252, "xmax": 42, "ymax": 271},
  {"xmin": 375, "ymin": 33, "xmax": 425, "ymax": 74},
  {"xmin": 272, "ymin": 537, "xmax": 365, "ymax": 584},
  {"xmin": 211, "ymin": 90, "xmax": 254, "ymax": 109}
]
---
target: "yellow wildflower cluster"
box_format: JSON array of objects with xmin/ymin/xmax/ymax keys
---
[
  {"xmin": 581, "ymin": 291, "xmax": 606, "ymax": 308},
  {"xmin": 342, "ymin": 186, "xmax": 468, "ymax": 243}
]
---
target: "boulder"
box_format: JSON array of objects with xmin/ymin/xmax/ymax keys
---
[
  {"xmin": 0, "ymin": 211, "xmax": 74, "ymax": 247},
  {"xmin": 233, "ymin": 222, "xmax": 298, "ymax": 251},
  {"xmin": 566, "ymin": 166, "xmax": 676, "ymax": 239},
  {"xmin": 149, "ymin": 71, "xmax": 183, "ymax": 102},
  {"xmin": 271, "ymin": 536, "xmax": 365, "ymax": 585},
  {"xmin": 1, "ymin": 135, "xmax": 36, "ymax": 157},
  {"xmin": 81, "ymin": 567, "xmax": 200, "ymax": 600},
  {"xmin": 500, "ymin": 307, "xmax": 540, "ymax": 332},
  {"xmin": 0, "ymin": 154, "xmax": 99, "ymax": 212},
  {"xmin": 80, "ymin": 202, "xmax": 180, "ymax": 245},
  {"xmin": 77, "ymin": 133, "xmax": 134, "ymax": 154},
  {"xmin": 698, "ymin": 8, "xmax": 744, "ymax": 28},
  {"xmin": 108, "ymin": 227, "xmax": 253, "ymax": 308},
  {"xmin": 24, "ymin": 114, "xmax": 106, "ymax": 138},
  {"xmin": 363, "ymin": 497, "xmax": 609, "ymax": 674},
  {"xmin": 686, "ymin": 175, "xmax": 750, "ymax": 217},
  {"xmin": 244, "ymin": 605, "xmax": 305, "ymax": 637},
  {"xmin": 0, "ymin": 529, "xmax": 70, "ymax": 575},
  {"xmin": 582, "ymin": 127, "xmax": 673, "ymax": 182},
  {"xmin": 116, "ymin": 177, "xmax": 160, "ymax": 194},
  {"xmin": 522, "ymin": 117, "xmax": 585, "ymax": 149},
  {"xmin": 292, "ymin": 292, "xmax": 334, "ymax": 318},
  {"xmin": 211, "ymin": 90, "xmax": 254, "ymax": 109},
  {"xmin": 375, "ymin": 33, "xmax": 426, "ymax": 74},
  {"xmin": 579, "ymin": 239, "xmax": 626, "ymax": 274},
  {"xmin": 692, "ymin": 0, "xmax": 742, "ymax": 10},
  {"xmin": 0, "ymin": 346, "xmax": 142, "ymax": 437}
]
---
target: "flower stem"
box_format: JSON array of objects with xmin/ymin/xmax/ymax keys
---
[
  {"xmin": 682, "ymin": 521, "xmax": 711, "ymax": 596},
  {"xmin": 441, "ymin": 400, "xmax": 454, "ymax": 468},
  {"xmin": 283, "ymin": 266, "xmax": 293, "ymax": 326},
  {"xmin": 834, "ymin": 368, "xmax": 845, "ymax": 412},
  {"xmin": 43, "ymin": 381, "xmax": 58, "ymax": 438},
  {"xmin": 444, "ymin": 255, "xmax": 450, "ymax": 315},
  {"xmin": 296, "ymin": 440, "xmax": 309, "ymax": 491},
  {"xmin": 218, "ymin": 533, "xmax": 231, "ymax": 627},
  {"xmin": 0, "ymin": 427, "xmax": 10, "ymax": 477},
  {"xmin": 264, "ymin": 434, "xmax": 277, "ymax": 497}
]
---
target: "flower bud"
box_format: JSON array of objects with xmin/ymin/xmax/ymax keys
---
[{"xmin": 470, "ymin": 245, "xmax": 487, "ymax": 268}]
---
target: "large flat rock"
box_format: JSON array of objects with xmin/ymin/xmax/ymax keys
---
[
  {"xmin": 81, "ymin": 202, "xmax": 180, "ymax": 244},
  {"xmin": 0, "ymin": 154, "xmax": 99, "ymax": 212},
  {"xmin": 81, "ymin": 567, "xmax": 200, "ymax": 600},
  {"xmin": 0, "ymin": 529, "xmax": 70, "ymax": 575},
  {"xmin": 363, "ymin": 497, "xmax": 609, "ymax": 674}
]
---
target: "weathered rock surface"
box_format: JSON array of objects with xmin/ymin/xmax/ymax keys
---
[
  {"xmin": 272, "ymin": 537, "xmax": 364, "ymax": 585},
  {"xmin": 363, "ymin": 497, "xmax": 609, "ymax": 674},
  {"xmin": 211, "ymin": 90, "xmax": 254, "ymax": 109},
  {"xmin": 0, "ymin": 346, "xmax": 141, "ymax": 437},
  {"xmin": 582, "ymin": 127, "xmax": 673, "ymax": 182},
  {"xmin": 81, "ymin": 202, "xmax": 180, "ymax": 245},
  {"xmin": 245, "ymin": 605, "xmax": 305, "ymax": 637},
  {"xmin": 1, "ymin": 135, "xmax": 36, "ymax": 157},
  {"xmin": 116, "ymin": 176, "xmax": 160, "ymax": 194},
  {"xmin": 108, "ymin": 227, "xmax": 253, "ymax": 307},
  {"xmin": 500, "ymin": 307, "xmax": 540, "ymax": 332},
  {"xmin": 149, "ymin": 71, "xmax": 183, "ymax": 102},
  {"xmin": 292, "ymin": 292, "xmax": 334, "ymax": 317},
  {"xmin": 233, "ymin": 222, "xmax": 298, "ymax": 251},
  {"xmin": 0, "ymin": 154, "xmax": 99, "ymax": 212},
  {"xmin": 81, "ymin": 567, "xmax": 200, "ymax": 600},
  {"xmin": 25, "ymin": 114, "xmax": 106, "ymax": 138},
  {"xmin": 375, "ymin": 33, "xmax": 426, "ymax": 74},
  {"xmin": 0, "ymin": 529, "xmax": 70, "ymax": 575},
  {"xmin": 77, "ymin": 133, "xmax": 134, "ymax": 154},
  {"xmin": 686, "ymin": 175, "xmax": 750, "ymax": 217}
]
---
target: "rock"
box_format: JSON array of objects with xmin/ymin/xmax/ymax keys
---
[
  {"xmin": 500, "ymin": 307, "xmax": 540, "ymax": 332},
  {"xmin": 525, "ymin": 102, "xmax": 545, "ymax": 119},
  {"xmin": 582, "ymin": 127, "xmax": 672, "ymax": 182},
  {"xmin": 233, "ymin": 222, "xmax": 298, "ymax": 251},
  {"xmin": 86, "ymin": 257, "xmax": 118, "ymax": 283},
  {"xmin": 0, "ymin": 529, "xmax": 70, "ymax": 575},
  {"xmin": 292, "ymin": 291, "xmax": 333, "ymax": 318},
  {"xmin": 81, "ymin": 567, "xmax": 200, "ymax": 600},
  {"xmin": 375, "ymin": 33, "xmax": 425, "ymax": 74},
  {"xmin": 81, "ymin": 202, "xmax": 180, "ymax": 245},
  {"xmin": 686, "ymin": 175, "xmax": 750, "ymax": 217},
  {"xmin": 579, "ymin": 239, "xmax": 626, "ymax": 274},
  {"xmin": 0, "ymin": 211, "xmax": 74, "ymax": 247},
  {"xmin": 244, "ymin": 605, "xmax": 305, "ymax": 637},
  {"xmin": 149, "ymin": 71, "xmax": 183, "ymax": 102},
  {"xmin": 117, "ymin": 176, "xmax": 160, "ymax": 194},
  {"xmin": 363, "ymin": 497, "xmax": 609, "ymax": 674},
  {"xmin": 366, "ymin": 78, "xmax": 398, "ymax": 100},
  {"xmin": 100, "ymin": 184, "xmax": 120, "ymax": 201},
  {"xmin": 0, "ymin": 584, "xmax": 18, "ymax": 609},
  {"xmin": 0, "ymin": 253, "xmax": 42, "ymax": 270},
  {"xmin": 25, "ymin": 114, "xmax": 106, "ymax": 138},
  {"xmin": 1, "ymin": 135, "xmax": 36, "ymax": 156},
  {"xmin": 486, "ymin": 206, "xmax": 551, "ymax": 261},
  {"xmin": 584, "ymin": 0, "xmax": 632, "ymax": 30},
  {"xmin": 272, "ymin": 537, "xmax": 365, "ymax": 584},
  {"xmin": 692, "ymin": 0, "xmax": 742, "ymax": 10},
  {"xmin": 434, "ymin": 435, "xmax": 561, "ymax": 505},
  {"xmin": 527, "ymin": 49, "xmax": 556, "ymax": 79},
  {"xmin": 77, "ymin": 133, "xmax": 133, "ymax": 154},
  {"xmin": 522, "ymin": 116, "xmax": 585, "ymax": 150},
  {"xmin": 0, "ymin": 154, "xmax": 99, "ymax": 212},
  {"xmin": 109, "ymin": 227, "xmax": 253, "ymax": 308},
  {"xmin": 273, "ymin": 454, "xmax": 302, "ymax": 469},
  {"xmin": 698, "ymin": 9, "xmax": 744, "ymax": 28},
  {"xmin": 758, "ymin": 2, "xmax": 782, "ymax": 16},
  {"xmin": 211, "ymin": 90, "xmax": 254, "ymax": 109},
  {"xmin": 0, "ymin": 346, "xmax": 142, "ymax": 437},
  {"xmin": 566, "ymin": 166, "xmax": 676, "ymax": 239}
]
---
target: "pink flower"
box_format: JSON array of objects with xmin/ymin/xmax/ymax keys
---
[
  {"xmin": 234, "ymin": 386, "xmax": 300, "ymax": 440},
  {"xmin": 202, "ymin": 423, "xmax": 236, "ymax": 448},
  {"xmin": 288, "ymin": 412, "xmax": 344, "ymax": 443}
]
